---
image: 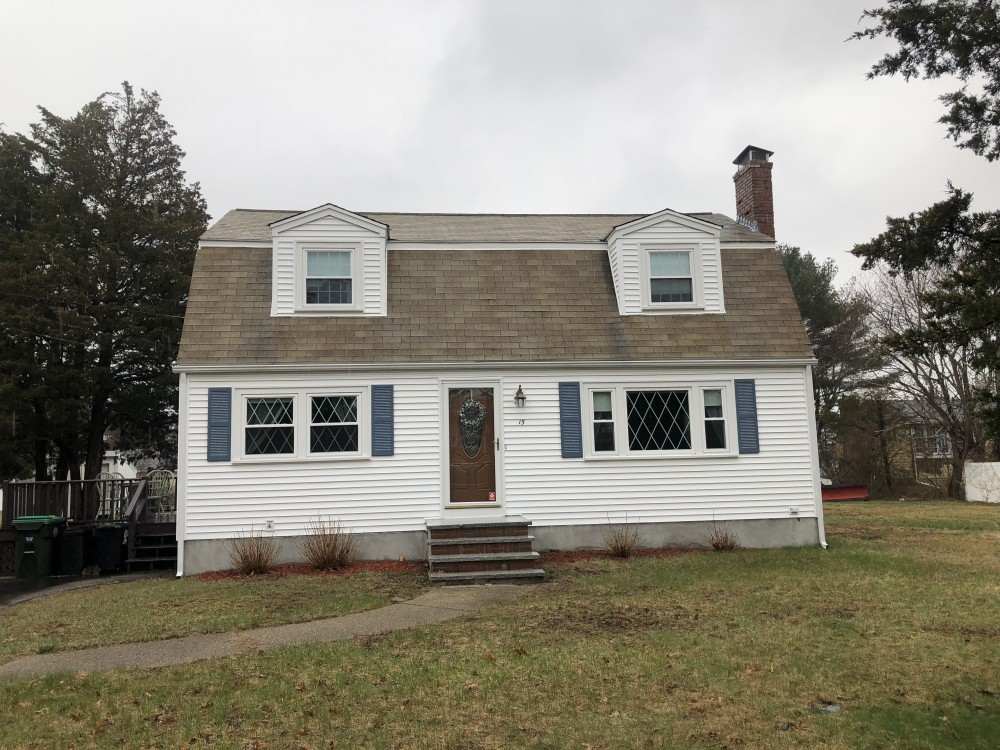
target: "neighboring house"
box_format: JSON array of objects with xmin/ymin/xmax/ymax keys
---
[
  {"xmin": 174, "ymin": 145, "xmax": 825, "ymax": 576},
  {"xmin": 910, "ymin": 424, "xmax": 952, "ymax": 460}
]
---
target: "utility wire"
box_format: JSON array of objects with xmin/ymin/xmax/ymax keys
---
[
  {"xmin": 0, "ymin": 325, "xmax": 89, "ymax": 345},
  {"xmin": 0, "ymin": 289, "xmax": 186, "ymax": 320}
]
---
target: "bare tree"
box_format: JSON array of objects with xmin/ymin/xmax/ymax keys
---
[{"xmin": 860, "ymin": 265, "xmax": 989, "ymax": 498}]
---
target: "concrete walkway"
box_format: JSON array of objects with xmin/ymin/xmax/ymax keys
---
[{"xmin": 0, "ymin": 585, "xmax": 526, "ymax": 680}]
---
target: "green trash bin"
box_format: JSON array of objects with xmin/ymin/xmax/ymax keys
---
[{"xmin": 13, "ymin": 516, "xmax": 66, "ymax": 580}]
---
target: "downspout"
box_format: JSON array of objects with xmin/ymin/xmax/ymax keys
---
[
  {"xmin": 175, "ymin": 371, "xmax": 188, "ymax": 577},
  {"xmin": 804, "ymin": 365, "xmax": 828, "ymax": 549}
]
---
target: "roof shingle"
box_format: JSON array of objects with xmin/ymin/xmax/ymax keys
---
[
  {"xmin": 177, "ymin": 246, "xmax": 811, "ymax": 366},
  {"xmin": 201, "ymin": 209, "xmax": 768, "ymax": 244}
]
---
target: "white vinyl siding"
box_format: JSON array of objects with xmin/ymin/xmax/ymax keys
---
[
  {"xmin": 186, "ymin": 375, "xmax": 439, "ymax": 539},
  {"xmin": 499, "ymin": 367, "xmax": 814, "ymax": 525},
  {"xmin": 607, "ymin": 217, "xmax": 725, "ymax": 315},
  {"xmin": 182, "ymin": 366, "xmax": 817, "ymax": 542},
  {"xmin": 271, "ymin": 213, "xmax": 386, "ymax": 316}
]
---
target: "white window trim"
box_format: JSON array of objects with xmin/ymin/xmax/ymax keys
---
[
  {"xmin": 583, "ymin": 382, "xmax": 736, "ymax": 459},
  {"xmin": 306, "ymin": 390, "xmax": 366, "ymax": 458},
  {"xmin": 639, "ymin": 245, "xmax": 704, "ymax": 311},
  {"xmin": 235, "ymin": 387, "xmax": 370, "ymax": 462},
  {"xmin": 700, "ymin": 386, "xmax": 731, "ymax": 454},
  {"xmin": 240, "ymin": 393, "xmax": 298, "ymax": 462},
  {"xmin": 295, "ymin": 242, "xmax": 363, "ymax": 313}
]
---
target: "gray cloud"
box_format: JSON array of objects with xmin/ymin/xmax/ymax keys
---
[{"xmin": 2, "ymin": 0, "xmax": 997, "ymax": 284}]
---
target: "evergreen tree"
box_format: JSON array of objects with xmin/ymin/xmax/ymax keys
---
[
  {"xmin": 0, "ymin": 83, "xmax": 208, "ymax": 480},
  {"xmin": 854, "ymin": 2, "xmax": 1000, "ymax": 458},
  {"xmin": 853, "ymin": 0, "xmax": 1000, "ymax": 161},
  {"xmin": 778, "ymin": 245, "xmax": 881, "ymax": 473}
]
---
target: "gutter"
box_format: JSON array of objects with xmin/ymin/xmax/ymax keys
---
[{"xmin": 174, "ymin": 357, "xmax": 818, "ymax": 375}]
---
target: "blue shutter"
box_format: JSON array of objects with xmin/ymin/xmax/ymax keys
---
[
  {"xmin": 558, "ymin": 382, "xmax": 583, "ymax": 458},
  {"xmin": 371, "ymin": 385, "xmax": 394, "ymax": 457},
  {"xmin": 206, "ymin": 388, "xmax": 232, "ymax": 462},
  {"xmin": 734, "ymin": 379, "xmax": 760, "ymax": 454}
]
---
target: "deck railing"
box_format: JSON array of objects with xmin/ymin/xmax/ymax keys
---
[
  {"xmin": 0, "ymin": 477, "xmax": 165, "ymax": 576},
  {"xmin": 0, "ymin": 478, "xmax": 147, "ymax": 530}
]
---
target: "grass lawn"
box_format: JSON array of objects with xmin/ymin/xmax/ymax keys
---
[
  {"xmin": 2, "ymin": 501, "xmax": 999, "ymax": 749},
  {"xmin": 0, "ymin": 566, "xmax": 428, "ymax": 663}
]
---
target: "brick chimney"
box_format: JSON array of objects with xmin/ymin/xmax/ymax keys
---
[{"xmin": 732, "ymin": 145, "xmax": 775, "ymax": 239}]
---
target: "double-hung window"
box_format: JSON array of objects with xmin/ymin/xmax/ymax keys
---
[
  {"xmin": 585, "ymin": 385, "xmax": 732, "ymax": 457},
  {"xmin": 703, "ymin": 388, "xmax": 727, "ymax": 450},
  {"xmin": 310, "ymin": 395, "xmax": 359, "ymax": 454},
  {"xmin": 239, "ymin": 388, "xmax": 368, "ymax": 460},
  {"xmin": 304, "ymin": 249, "xmax": 353, "ymax": 307},
  {"xmin": 648, "ymin": 250, "xmax": 693, "ymax": 304},
  {"xmin": 245, "ymin": 397, "xmax": 295, "ymax": 455},
  {"xmin": 592, "ymin": 391, "xmax": 616, "ymax": 452}
]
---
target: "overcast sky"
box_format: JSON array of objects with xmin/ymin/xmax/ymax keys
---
[{"xmin": 3, "ymin": 0, "xmax": 998, "ymax": 284}]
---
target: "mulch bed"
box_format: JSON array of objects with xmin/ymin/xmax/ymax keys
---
[
  {"xmin": 199, "ymin": 560, "xmax": 426, "ymax": 581},
  {"xmin": 539, "ymin": 548, "xmax": 704, "ymax": 564},
  {"xmin": 199, "ymin": 548, "xmax": 702, "ymax": 580}
]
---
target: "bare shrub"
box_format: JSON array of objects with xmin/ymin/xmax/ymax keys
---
[
  {"xmin": 300, "ymin": 517, "xmax": 358, "ymax": 571},
  {"xmin": 228, "ymin": 527, "xmax": 280, "ymax": 574},
  {"xmin": 706, "ymin": 523, "xmax": 741, "ymax": 552},
  {"xmin": 602, "ymin": 515, "xmax": 644, "ymax": 558}
]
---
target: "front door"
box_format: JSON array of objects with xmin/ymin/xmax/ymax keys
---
[{"xmin": 448, "ymin": 387, "xmax": 497, "ymax": 504}]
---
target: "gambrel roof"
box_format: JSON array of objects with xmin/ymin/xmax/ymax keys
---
[
  {"xmin": 200, "ymin": 209, "xmax": 767, "ymax": 244},
  {"xmin": 178, "ymin": 208, "xmax": 810, "ymax": 367}
]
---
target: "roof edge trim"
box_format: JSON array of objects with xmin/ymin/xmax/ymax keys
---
[
  {"xmin": 175, "ymin": 357, "xmax": 817, "ymax": 374},
  {"xmin": 268, "ymin": 203, "xmax": 389, "ymax": 237},
  {"xmin": 604, "ymin": 208, "xmax": 723, "ymax": 243}
]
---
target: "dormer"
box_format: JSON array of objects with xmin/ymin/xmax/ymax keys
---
[
  {"xmin": 604, "ymin": 208, "xmax": 725, "ymax": 316},
  {"xmin": 269, "ymin": 204, "xmax": 388, "ymax": 317}
]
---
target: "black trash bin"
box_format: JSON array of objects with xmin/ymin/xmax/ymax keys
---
[
  {"xmin": 92, "ymin": 523, "xmax": 127, "ymax": 573},
  {"xmin": 13, "ymin": 516, "xmax": 66, "ymax": 579},
  {"xmin": 57, "ymin": 527, "xmax": 87, "ymax": 576}
]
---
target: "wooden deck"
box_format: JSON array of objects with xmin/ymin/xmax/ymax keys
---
[{"xmin": 0, "ymin": 478, "xmax": 177, "ymax": 575}]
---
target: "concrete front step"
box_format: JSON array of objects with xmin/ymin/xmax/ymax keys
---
[
  {"xmin": 425, "ymin": 516, "xmax": 543, "ymax": 584},
  {"xmin": 430, "ymin": 552, "xmax": 540, "ymax": 574},
  {"xmin": 427, "ymin": 515, "xmax": 531, "ymax": 540},
  {"xmin": 429, "ymin": 535, "xmax": 536, "ymax": 556},
  {"xmin": 429, "ymin": 568, "xmax": 546, "ymax": 585}
]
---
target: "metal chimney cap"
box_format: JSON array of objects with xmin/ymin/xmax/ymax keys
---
[{"xmin": 733, "ymin": 145, "xmax": 774, "ymax": 166}]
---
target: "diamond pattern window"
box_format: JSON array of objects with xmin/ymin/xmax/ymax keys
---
[
  {"xmin": 592, "ymin": 390, "xmax": 615, "ymax": 452},
  {"xmin": 245, "ymin": 397, "xmax": 294, "ymax": 455},
  {"xmin": 310, "ymin": 395, "xmax": 359, "ymax": 453},
  {"xmin": 649, "ymin": 250, "xmax": 693, "ymax": 303},
  {"xmin": 306, "ymin": 250, "xmax": 352, "ymax": 305},
  {"xmin": 626, "ymin": 390, "xmax": 691, "ymax": 451},
  {"xmin": 703, "ymin": 388, "xmax": 727, "ymax": 450}
]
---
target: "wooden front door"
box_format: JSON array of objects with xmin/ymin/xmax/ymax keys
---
[{"xmin": 448, "ymin": 388, "xmax": 497, "ymax": 503}]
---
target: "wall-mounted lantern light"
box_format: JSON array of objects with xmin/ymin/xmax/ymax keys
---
[{"xmin": 514, "ymin": 385, "xmax": 526, "ymax": 408}]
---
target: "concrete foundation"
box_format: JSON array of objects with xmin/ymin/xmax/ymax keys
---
[
  {"xmin": 181, "ymin": 516, "xmax": 820, "ymax": 575},
  {"xmin": 531, "ymin": 517, "xmax": 820, "ymax": 552},
  {"xmin": 182, "ymin": 529, "xmax": 427, "ymax": 576}
]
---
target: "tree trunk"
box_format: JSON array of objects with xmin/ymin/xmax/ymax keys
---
[
  {"xmin": 948, "ymin": 438, "xmax": 965, "ymax": 500},
  {"xmin": 876, "ymin": 400, "xmax": 893, "ymax": 492},
  {"xmin": 54, "ymin": 442, "xmax": 76, "ymax": 482},
  {"xmin": 33, "ymin": 439, "xmax": 49, "ymax": 481},
  {"xmin": 83, "ymin": 394, "xmax": 108, "ymax": 480}
]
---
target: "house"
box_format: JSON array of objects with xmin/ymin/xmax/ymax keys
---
[{"xmin": 174, "ymin": 146, "xmax": 826, "ymax": 578}]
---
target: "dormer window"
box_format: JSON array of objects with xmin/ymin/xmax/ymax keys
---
[
  {"xmin": 306, "ymin": 250, "xmax": 353, "ymax": 305},
  {"xmin": 294, "ymin": 242, "xmax": 363, "ymax": 313},
  {"xmin": 640, "ymin": 246, "xmax": 703, "ymax": 311},
  {"xmin": 649, "ymin": 250, "xmax": 693, "ymax": 303}
]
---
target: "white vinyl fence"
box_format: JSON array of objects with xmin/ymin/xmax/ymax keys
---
[{"xmin": 965, "ymin": 462, "xmax": 1000, "ymax": 503}]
